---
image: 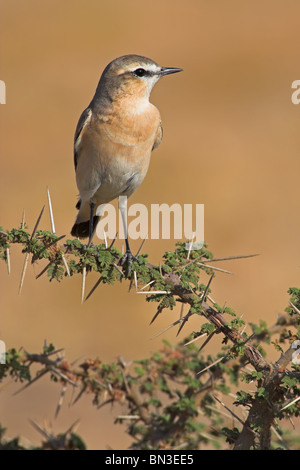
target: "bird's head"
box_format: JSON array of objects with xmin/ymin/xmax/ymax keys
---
[{"xmin": 95, "ymin": 54, "xmax": 182, "ymax": 103}]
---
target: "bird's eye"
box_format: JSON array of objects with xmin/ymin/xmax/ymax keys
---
[{"xmin": 134, "ymin": 68, "xmax": 146, "ymax": 77}]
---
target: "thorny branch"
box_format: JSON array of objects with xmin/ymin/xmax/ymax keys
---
[{"xmin": 0, "ymin": 213, "xmax": 299, "ymax": 449}]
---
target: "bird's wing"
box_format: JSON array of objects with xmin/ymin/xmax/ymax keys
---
[
  {"xmin": 152, "ymin": 121, "xmax": 163, "ymax": 151},
  {"xmin": 74, "ymin": 107, "xmax": 93, "ymax": 170}
]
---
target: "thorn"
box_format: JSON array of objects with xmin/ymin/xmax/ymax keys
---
[
  {"xmin": 44, "ymin": 347, "xmax": 65, "ymax": 357},
  {"xmin": 113, "ymin": 263, "xmax": 124, "ymax": 277},
  {"xmin": 19, "ymin": 206, "xmax": 45, "ymax": 292},
  {"xmin": 81, "ymin": 266, "xmax": 87, "ymax": 304},
  {"xmin": 196, "ymin": 355, "xmax": 225, "ymax": 376},
  {"xmin": 150, "ymin": 305, "xmax": 164, "ymax": 325},
  {"xmin": 201, "ymin": 253, "xmax": 260, "ymax": 264},
  {"xmin": 201, "ymin": 273, "xmax": 214, "ymax": 304},
  {"xmin": 140, "ymin": 280, "xmax": 155, "ymax": 291},
  {"xmin": 187, "ymin": 232, "xmax": 195, "ymax": 260},
  {"xmin": 30, "ymin": 206, "xmax": 45, "ymax": 240},
  {"xmin": 29, "ymin": 418, "xmax": 52, "ymax": 440},
  {"xmin": 181, "ymin": 253, "xmax": 206, "ymax": 269},
  {"xmin": 85, "ymin": 263, "xmax": 124, "ymax": 301},
  {"xmin": 281, "ymin": 395, "xmax": 300, "ymax": 411},
  {"xmin": 199, "ymin": 263, "xmax": 233, "ymax": 274},
  {"xmin": 47, "ymin": 187, "xmax": 56, "ymax": 234},
  {"xmin": 103, "ymin": 230, "xmax": 108, "ymax": 248},
  {"xmin": 135, "ymin": 233, "xmax": 148, "ymax": 257},
  {"xmin": 65, "ymin": 418, "xmax": 81, "ymax": 435},
  {"xmin": 176, "ymin": 309, "xmax": 193, "ymax": 336},
  {"xmin": 36, "ymin": 261, "xmax": 52, "ymax": 279},
  {"xmin": 137, "ymin": 290, "xmax": 169, "ymax": 295},
  {"xmin": 108, "ymin": 232, "xmax": 118, "ymax": 250},
  {"xmin": 181, "ymin": 253, "xmax": 259, "ymax": 271},
  {"xmin": 149, "ymin": 317, "xmax": 184, "ymax": 340},
  {"xmin": 128, "ymin": 270, "xmax": 138, "ymax": 292},
  {"xmin": 184, "ymin": 333, "xmax": 206, "ymax": 346},
  {"xmin": 61, "ymin": 253, "xmax": 70, "ymax": 277},
  {"xmin": 212, "ymin": 394, "xmax": 246, "ymax": 427},
  {"xmin": 14, "ymin": 368, "xmax": 49, "ymax": 395},
  {"xmin": 133, "ymin": 271, "xmax": 138, "ymax": 292},
  {"xmin": 198, "ymin": 331, "xmax": 217, "ymax": 352},
  {"xmin": 207, "ymin": 294, "xmax": 216, "ymax": 305},
  {"xmin": 6, "ymin": 247, "xmax": 10, "ymax": 275},
  {"xmin": 116, "ymin": 415, "xmax": 139, "ymax": 421},
  {"xmin": 289, "ymin": 301, "xmax": 300, "ymax": 315},
  {"xmin": 46, "ymin": 188, "xmax": 70, "ymax": 278},
  {"xmin": 270, "ymin": 425, "xmax": 290, "ymax": 450},
  {"xmin": 18, "ymin": 252, "xmax": 30, "ymax": 295},
  {"xmin": 19, "ymin": 205, "xmax": 45, "ymax": 293},
  {"xmin": 85, "ymin": 275, "xmax": 102, "ymax": 302},
  {"xmin": 48, "ymin": 366, "xmax": 77, "ymax": 386},
  {"xmin": 159, "ymin": 263, "xmax": 163, "ymax": 277},
  {"xmin": 179, "ymin": 303, "xmax": 184, "ymax": 319},
  {"xmin": 55, "ymin": 385, "xmax": 67, "ymax": 418},
  {"xmin": 128, "ymin": 279, "xmax": 134, "ymax": 292},
  {"xmin": 21, "ymin": 209, "xmax": 26, "ymax": 229}
]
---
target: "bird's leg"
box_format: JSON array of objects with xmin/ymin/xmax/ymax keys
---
[
  {"xmin": 120, "ymin": 235, "xmax": 140, "ymax": 277},
  {"xmin": 87, "ymin": 200, "xmax": 96, "ymax": 248},
  {"xmin": 118, "ymin": 196, "xmax": 139, "ymax": 276}
]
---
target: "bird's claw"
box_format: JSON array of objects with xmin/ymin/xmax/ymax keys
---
[
  {"xmin": 119, "ymin": 250, "xmax": 140, "ymax": 277},
  {"xmin": 82, "ymin": 242, "xmax": 96, "ymax": 251}
]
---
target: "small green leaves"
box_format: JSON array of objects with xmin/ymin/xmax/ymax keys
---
[
  {"xmin": 281, "ymin": 375, "xmax": 299, "ymax": 390},
  {"xmin": 234, "ymin": 390, "xmax": 253, "ymax": 407},
  {"xmin": 242, "ymin": 370, "xmax": 264, "ymax": 383},
  {"xmin": 250, "ymin": 320, "xmax": 270, "ymax": 342},
  {"xmin": 199, "ymin": 323, "xmax": 216, "ymax": 335},
  {"xmin": 225, "ymin": 317, "xmax": 245, "ymax": 331},
  {"xmin": 0, "ymin": 348, "xmax": 31, "ymax": 382},
  {"xmin": 255, "ymin": 387, "xmax": 268, "ymax": 400}
]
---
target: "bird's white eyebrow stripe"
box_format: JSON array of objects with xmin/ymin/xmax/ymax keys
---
[{"xmin": 118, "ymin": 63, "xmax": 160, "ymax": 75}]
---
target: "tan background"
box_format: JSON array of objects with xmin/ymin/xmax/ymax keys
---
[{"xmin": 0, "ymin": 0, "xmax": 300, "ymax": 449}]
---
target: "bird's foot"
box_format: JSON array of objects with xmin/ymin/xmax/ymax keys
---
[
  {"xmin": 81, "ymin": 242, "xmax": 98, "ymax": 254},
  {"xmin": 119, "ymin": 250, "xmax": 140, "ymax": 277}
]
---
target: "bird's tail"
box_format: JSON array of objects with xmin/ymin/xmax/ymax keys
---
[
  {"xmin": 71, "ymin": 216, "xmax": 100, "ymax": 238},
  {"xmin": 71, "ymin": 199, "xmax": 100, "ymax": 238}
]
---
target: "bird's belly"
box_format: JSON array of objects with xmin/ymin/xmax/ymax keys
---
[{"xmin": 93, "ymin": 149, "xmax": 151, "ymax": 204}]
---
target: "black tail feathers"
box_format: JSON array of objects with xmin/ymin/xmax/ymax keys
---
[{"xmin": 71, "ymin": 215, "xmax": 100, "ymax": 238}]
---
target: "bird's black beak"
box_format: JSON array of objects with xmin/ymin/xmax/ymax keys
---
[{"xmin": 159, "ymin": 67, "xmax": 183, "ymax": 76}]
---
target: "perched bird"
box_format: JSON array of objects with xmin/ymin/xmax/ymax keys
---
[{"xmin": 71, "ymin": 54, "xmax": 182, "ymax": 273}]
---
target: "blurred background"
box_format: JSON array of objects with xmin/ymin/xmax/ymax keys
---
[{"xmin": 0, "ymin": 0, "xmax": 300, "ymax": 449}]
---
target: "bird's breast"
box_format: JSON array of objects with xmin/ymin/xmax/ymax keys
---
[{"xmin": 101, "ymin": 100, "xmax": 161, "ymax": 147}]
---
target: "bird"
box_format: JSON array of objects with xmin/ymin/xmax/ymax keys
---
[{"xmin": 71, "ymin": 54, "xmax": 182, "ymax": 274}]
